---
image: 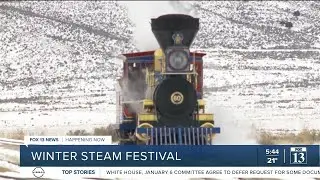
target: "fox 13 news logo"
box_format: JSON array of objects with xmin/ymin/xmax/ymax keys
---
[
  {"xmin": 290, "ymin": 147, "xmax": 307, "ymax": 164},
  {"xmin": 32, "ymin": 167, "xmax": 45, "ymax": 178}
]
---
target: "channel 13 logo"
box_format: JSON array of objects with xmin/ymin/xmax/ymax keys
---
[{"xmin": 290, "ymin": 147, "xmax": 307, "ymax": 164}]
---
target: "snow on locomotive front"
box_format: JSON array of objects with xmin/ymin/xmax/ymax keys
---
[{"xmin": 115, "ymin": 14, "xmax": 221, "ymax": 145}]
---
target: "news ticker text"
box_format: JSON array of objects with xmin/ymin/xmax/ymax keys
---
[{"xmin": 22, "ymin": 167, "xmax": 320, "ymax": 179}]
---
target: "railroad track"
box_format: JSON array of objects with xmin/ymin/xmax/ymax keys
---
[
  {"xmin": 0, "ymin": 137, "xmax": 21, "ymax": 164},
  {"xmin": 0, "ymin": 138, "xmax": 21, "ymax": 179},
  {"xmin": 0, "ymin": 138, "xmax": 23, "ymax": 146}
]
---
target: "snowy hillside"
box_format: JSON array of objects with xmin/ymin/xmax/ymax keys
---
[
  {"xmin": 0, "ymin": 2, "xmax": 135, "ymax": 134},
  {"xmin": 0, "ymin": 1, "xmax": 135, "ymax": 95},
  {"xmin": 192, "ymin": 1, "xmax": 320, "ymax": 49},
  {"xmin": 0, "ymin": 1, "xmax": 319, "ymax": 137},
  {"xmin": 202, "ymin": 50, "xmax": 320, "ymax": 135}
]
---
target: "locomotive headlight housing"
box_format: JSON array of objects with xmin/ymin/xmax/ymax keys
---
[
  {"xmin": 168, "ymin": 51, "xmax": 189, "ymax": 70},
  {"xmin": 165, "ymin": 47, "xmax": 190, "ymax": 72}
]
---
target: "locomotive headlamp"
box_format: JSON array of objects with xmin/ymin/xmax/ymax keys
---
[{"xmin": 167, "ymin": 50, "xmax": 189, "ymax": 71}]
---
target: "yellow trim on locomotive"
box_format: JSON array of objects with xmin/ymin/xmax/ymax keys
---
[
  {"xmin": 154, "ymin": 49, "xmax": 164, "ymax": 72},
  {"xmin": 137, "ymin": 114, "xmax": 157, "ymax": 121},
  {"xmin": 135, "ymin": 123, "xmax": 153, "ymax": 142},
  {"xmin": 201, "ymin": 122, "xmax": 215, "ymax": 128},
  {"xmin": 146, "ymin": 68, "xmax": 155, "ymax": 87},
  {"xmin": 200, "ymin": 122, "xmax": 216, "ymax": 140},
  {"xmin": 197, "ymin": 99, "xmax": 205, "ymax": 109},
  {"xmin": 143, "ymin": 99, "xmax": 154, "ymax": 107},
  {"xmin": 195, "ymin": 114, "xmax": 214, "ymax": 121}
]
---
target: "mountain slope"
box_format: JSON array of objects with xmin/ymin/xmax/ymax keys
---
[
  {"xmin": 0, "ymin": 1, "xmax": 135, "ymax": 100},
  {"xmin": 192, "ymin": 1, "xmax": 320, "ymax": 49}
]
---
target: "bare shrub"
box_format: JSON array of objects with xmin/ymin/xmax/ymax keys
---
[
  {"xmin": 0, "ymin": 129, "xmax": 25, "ymax": 140},
  {"xmin": 66, "ymin": 129, "xmax": 90, "ymax": 136},
  {"xmin": 93, "ymin": 124, "xmax": 119, "ymax": 142},
  {"xmin": 65, "ymin": 125, "xmax": 119, "ymax": 142},
  {"xmin": 256, "ymin": 131, "xmax": 276, "ymax": 145},
  {"xmin": 257, "ymin": 129, "xmax": 320, "ymax": 145},
  {"xmin": 0, "ymin": 167, "xmax": 11, "ymax": 172}
]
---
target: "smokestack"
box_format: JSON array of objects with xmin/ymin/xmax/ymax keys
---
[{"xmin": 151, "ymin": 14, "xmax": 199, "ymax": 50}]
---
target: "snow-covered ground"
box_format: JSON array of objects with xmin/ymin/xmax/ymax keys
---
[
  {"xmin": 0, "ymin": 1, "xmax": 320, "ymax": 179},
  {"xmin": 203, "ymin": 50, "xmax": 320, "ymax": 134},
  {"xmin": 1, "ymin": 50, "xmax": 320, "ymax": 137}
]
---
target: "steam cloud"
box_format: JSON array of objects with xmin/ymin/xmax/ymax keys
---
[
  {"xmin": 117, "ymin": 1, "xmax": 199, "ymax": 113},
  {"xmin": 119, "ymin": 68, "xmax": 147, "ymax": 114},
  {"xmin": 206, "ymin": 100, "xmax": 259, "ymax": 145},
  {"xmin": 120, "ymin": 1, "xmax": 198, "ymax": 51}
]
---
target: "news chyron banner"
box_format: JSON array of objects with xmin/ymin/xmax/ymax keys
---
[{"xmin": 19, "ymin": 136, "xmax": 320, "ymax": 179}]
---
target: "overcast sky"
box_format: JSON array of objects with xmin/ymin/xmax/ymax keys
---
[{"xmin": 119, "ymin": 1, "xmax": 196, "ymax": 51}]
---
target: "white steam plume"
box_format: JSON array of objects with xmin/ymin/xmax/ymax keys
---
[
  {"xmin": 119, "ymin": 1, "xmax": 197, "ymax": 51},
  {"xmin": 120, "ymin": 71, "xmax": 146, "ymax": 114},
  {"xmin": 205, "ymin": 97, "xmax": 259, "ymax": 145}
]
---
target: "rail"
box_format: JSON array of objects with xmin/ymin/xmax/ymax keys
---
[{"xmin": 0, "ymin": 138, "xmax": 24, "ymax": 146}]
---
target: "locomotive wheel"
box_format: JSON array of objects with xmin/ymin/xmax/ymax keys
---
[{"xmin": 154, "ymin": 76, "xmax": 197, "ymax": 120}]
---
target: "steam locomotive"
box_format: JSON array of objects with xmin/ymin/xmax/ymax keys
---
[{"xmin": 114, "ymin": 14, "xmax": 221, "ymax": 145}]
